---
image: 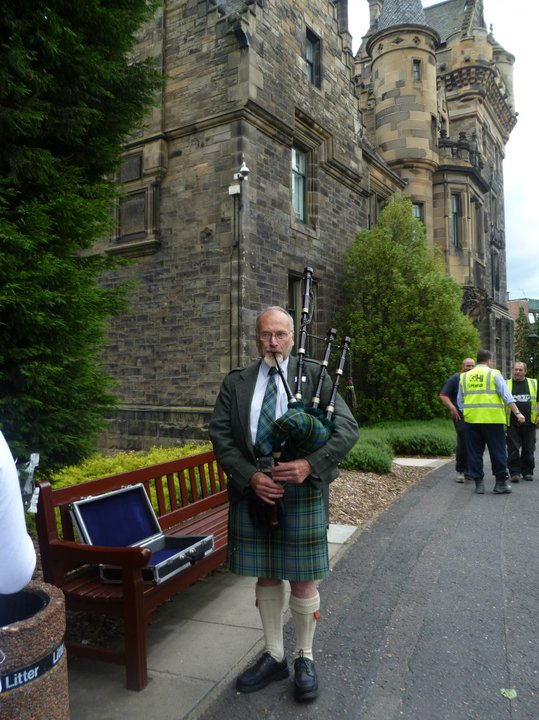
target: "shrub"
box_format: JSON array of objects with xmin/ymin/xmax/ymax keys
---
[
  {"xmin": 342, "ymin": 419, "xmax": 454, "ymax": 472},
  {"xmin": 340, "ymin": 441, "xmax": 393, "ymax": 474},
  {"xmin": 337, "ymin": 196, "xmax": 479, "ymax": 424},
  {"xmin": 48, "ymin": 442, "xmax": 211, "ymax": 488},
  {"xmin": 377, "ymin": 420, "xmax": 455, "ymax": 456}
]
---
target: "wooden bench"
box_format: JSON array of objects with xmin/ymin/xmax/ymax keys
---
[{"xmin": 35, "ymin": 449, "xmax": 229, "ymax": 691}]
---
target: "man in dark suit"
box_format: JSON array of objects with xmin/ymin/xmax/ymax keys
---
[{"xmin": 209, "ymin": 306, "xmax": 359, "ymax": 702}]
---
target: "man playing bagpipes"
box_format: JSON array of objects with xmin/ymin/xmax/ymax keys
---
[{"xmin": 209, "ymin": 303, "xmax": 359, "ymax": 702}]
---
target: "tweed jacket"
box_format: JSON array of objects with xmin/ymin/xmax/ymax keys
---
[{"xmin": 208, "ymin": 356, "xmax": 359, "ymax": 504}]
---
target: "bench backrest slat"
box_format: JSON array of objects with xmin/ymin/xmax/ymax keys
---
[
  {"xmin": 60, "ymin": 505, "xmax": 75, "ymax": 541},
  {"xmin": 198, "ymin": 464, "xmax": 208, "ymax": 499},
  {"xmin": 178, "ymin": 468, "xmax": 190, "ymax": 507}
]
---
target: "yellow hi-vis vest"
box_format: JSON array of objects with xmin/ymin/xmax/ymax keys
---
[
  {"xmin": 460, "ymin": 366, "xmax": 506, "ymax": 424},
  {"xmin": 505, "ymin": 378, "xmax": 538, "ymax": 425}
]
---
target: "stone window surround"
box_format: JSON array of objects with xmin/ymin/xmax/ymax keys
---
[
  {"xmin": 108, "ymin": 140, "xmax": 167, "ymax": 258},
  {"xmin": 305, "ymin": 27, "xmax": 322, "ymax": 88}
]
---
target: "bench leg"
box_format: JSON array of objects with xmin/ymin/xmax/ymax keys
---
[
  {"xmin": 123, "ymin": 577, "xmax": 148, "ymax": 690},
  {"xmin": 125, "ymin": 628, "xmax": 148, "ymax": 690}
]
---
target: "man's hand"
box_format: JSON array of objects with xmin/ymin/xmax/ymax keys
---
[
  {"xmin": 450, "ymin": 407, "xmax": 461, "ymax": 422},
  {"xmin": 272, "ymin": 458, "xmax": 312, "ymax": 485},
  {"xmin": 250, "ymin": 471, "xmax": 285, "ymax": 505},
  {"xmin": 517, "ymin": 412, "xmax": 526, "ymax": 424},
  {"xmin": 440, "ymin": 396, "xmax": 460, "ymax": 422}
]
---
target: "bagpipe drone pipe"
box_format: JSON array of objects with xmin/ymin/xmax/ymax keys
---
[{"xmin": 269, "ymin": 266, "xmax": 355, "ymax": 462}]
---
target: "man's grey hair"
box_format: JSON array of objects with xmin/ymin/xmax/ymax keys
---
[{"xmin": 255, "ymin": 306, "xmax": 294, "ymax": 333}]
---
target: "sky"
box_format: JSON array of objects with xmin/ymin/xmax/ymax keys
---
[{"xmin": 347, "ymin": 0, "xmax": 538, "ymax": 301}]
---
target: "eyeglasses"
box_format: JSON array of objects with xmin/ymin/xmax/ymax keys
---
[{"xmin": 258, "ymin": 331, "xmax": 291, "ymax": 342}]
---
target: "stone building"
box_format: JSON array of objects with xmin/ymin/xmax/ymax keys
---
[
  {"xmin": 355, "ymin": 0, "xmax": 517, "ymax": 373},
  {"xmin": 506, "ymin": 298, "xmax": 539, "ymax": 375},
  {"xmin": 94, "ymin": 0, "xmax": 517, "ymax": 448},
  {"xmin": 507, "ymin": 299, "xmax": 539, "ymax": 329},
  {"xmin": 94, "ymin": 0, "xmax": 371, "ymax": 448}
]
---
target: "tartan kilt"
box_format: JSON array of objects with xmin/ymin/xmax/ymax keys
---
[{"xmin": 227, "ymin": 480, "xmax": 329, "ymax": 581}]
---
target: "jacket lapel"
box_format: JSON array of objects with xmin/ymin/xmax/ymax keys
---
[
  {"xmin": 235, "ymin": 361, "xmax": 260, "ymax": 447},
  {"xmin": 287, "ymin": 356, "xmax": 298, "ymax": 394},
  {"xmin": 235, "ymin": 357, "xmax": 301, "ymax": 451}
]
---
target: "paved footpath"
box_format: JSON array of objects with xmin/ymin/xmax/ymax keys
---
[
  {"xmin": 68, "ymin": 453, "xmax": 539, "ymax": 720},
  {"xmin": 198, "ymin": 453, "xmax": 539, "ymax": 720}
]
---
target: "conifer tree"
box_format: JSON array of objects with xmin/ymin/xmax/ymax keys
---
[
  {"xmin": 514, "ymin": 306, "xmax": 533, "ymax": 366},
  {"xmin": 338, "ymin": 195, "xmax": 480, "ymax": 424},
  {"xmin": 0, "ymin": 0, "xmax": 160, "ymax": 468}
]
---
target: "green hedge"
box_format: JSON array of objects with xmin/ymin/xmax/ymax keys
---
[
  {"xmin": 341, "ymin": 420, "xmax": 454, "ymax": 473},
  {"xmin": 49, "ymin": 442, "xmax": 212, "ymax": 488}
]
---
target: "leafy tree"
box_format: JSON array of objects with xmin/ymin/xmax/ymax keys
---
[
  {"xmin": 514, "ymin": 306, "xmax": 532, "ymax": 365},
  {"xmin": 338, "ymin": 195, "xmax": 480, "ymax": 424},
  {"xmin": 0, "ymin": 0, "xmax": 161, "ymax": 468}
]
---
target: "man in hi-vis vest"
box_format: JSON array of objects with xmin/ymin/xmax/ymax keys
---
[
  {"xmin": 506, "ymin": 361, "xmax": 538, "ymax": 482},
  {"xmin": 458, "ymin": 349, "xmax": 525, "ymax": 494}
]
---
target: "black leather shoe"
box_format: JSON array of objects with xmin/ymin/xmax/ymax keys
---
[
  {"xmin": 493, "ymin": 480, "xmax": 512, "ymax": 494},
  {"xmin": 236, "ymin": 652, "xmax": 289, "ymax": 693},
  {"xmin": 294, "ymin": 653, "xmax": 318, "ymax": 701}
]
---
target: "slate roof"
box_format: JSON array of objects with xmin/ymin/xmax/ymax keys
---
[
  {"xmin": 424, "ymin": 0, "xmax": 486, "ymax": 43},
  {"xmin": 377, "ymin": 0, "xmax": 429, "ymax": 31},
  {"xmin": 375, "ymin": 1, "xmax": 489, "ymax": 43}
]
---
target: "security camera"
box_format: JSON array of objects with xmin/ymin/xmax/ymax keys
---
[
  {"xmin": 238, "ymin": 161, "xmax": 250, "ymax": 178},
  {"xmin": 234, "ymin": 161, "xmax": 250, "ymax": 180}
]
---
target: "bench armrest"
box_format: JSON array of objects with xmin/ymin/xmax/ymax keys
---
[{"xmin": 48, "ymin": 539, "xmax": 151, "ymax": 569}]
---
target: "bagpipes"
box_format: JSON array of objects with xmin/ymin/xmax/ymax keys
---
[
  {"xmin": 270, "ymin": 266, "xmax": 354, "ymax": 459},
  {"xmin": 272, "ymin": 329, "xmax": 352, "ymax": 457},
  {"xmin": 250, "ymin": 267, "xmax": 355, "ymax": 531}
]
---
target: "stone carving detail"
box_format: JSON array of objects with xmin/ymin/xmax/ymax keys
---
[{"xmin": 461, "ymin": 286, "xmax": 492, "ymax": 325}]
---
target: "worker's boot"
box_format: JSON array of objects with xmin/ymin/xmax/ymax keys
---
[
  {"xmin": 474, "ymin": 480, "xmax": 485, "ymax": 494},
  {"xmin": 493, "ymin": 477, "xmax": 512, "ymax": 494}
]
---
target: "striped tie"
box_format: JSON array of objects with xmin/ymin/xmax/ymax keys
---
[{"xmin": 255, "ymin": 367, "xmax": 278, "ymax": 456}]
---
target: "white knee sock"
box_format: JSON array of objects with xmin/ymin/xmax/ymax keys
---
[
  {"xmin": 289, "ymin": 592, "xmax": 320, "ymax": 661},
  {"xmin": 256, "ymin": 582, "xmax": 286, "ymax": 662}
]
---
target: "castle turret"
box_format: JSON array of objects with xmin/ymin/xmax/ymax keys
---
[
  {"xmin": 365, "ymin": 0, "xmax": 440, "ymax": 235},
  {"xmin": 490, "ymin": 30, "xmax": 516, "ymax": 112}
]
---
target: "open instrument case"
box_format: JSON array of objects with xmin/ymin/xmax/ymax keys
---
[{"xmin": 69, "ymin": 484, "xmax": 214, "ymax": 584}]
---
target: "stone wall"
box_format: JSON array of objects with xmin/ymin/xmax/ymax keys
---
[{"xmin": 95, "ymin": 0, "xmax": 366, "ymax": 447}]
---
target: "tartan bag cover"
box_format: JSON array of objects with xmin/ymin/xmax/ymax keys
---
[{"xmin": 270, "ymin": 401, "xmax": 333, "ymax": 456}]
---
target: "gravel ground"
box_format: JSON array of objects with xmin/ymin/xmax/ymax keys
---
[{"xmin": 328, "ymin": 463, "xmax": 431, "ymax": 529}]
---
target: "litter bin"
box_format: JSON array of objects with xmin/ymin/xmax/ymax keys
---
[{"xmin": 0, "ymin": 580, "xmax": 69, "ymax": 720}]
